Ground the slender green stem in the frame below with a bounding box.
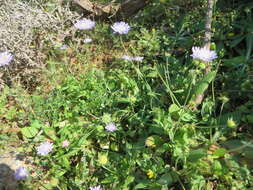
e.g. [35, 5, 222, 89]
[157, 66, 181, 106]
[184, 79, 193, 106]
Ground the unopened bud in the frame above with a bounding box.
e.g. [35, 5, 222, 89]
[227, 118, 237, 128]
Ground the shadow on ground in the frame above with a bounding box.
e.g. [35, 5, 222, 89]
[0, 163, 17, 190]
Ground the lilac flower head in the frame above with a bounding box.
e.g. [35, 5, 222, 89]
[133, 56, 144, 62]
[74, 18, 95, 30]
[105, 122, 117, 132]
[60, 44, 68, 50]
[36, 141, 53, 156]
[83, 38, 93, 43]
[62, 140, 70, 147]
[191, 46, 217, 62]
[90, 185, 102, 190]
[14, 167, 29, 180]
[121, 55, 133, 61]
[111, 21, 131, 34]
[0, 51, 13, 66]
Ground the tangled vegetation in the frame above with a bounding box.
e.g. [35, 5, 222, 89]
[0, 0, 252, 189]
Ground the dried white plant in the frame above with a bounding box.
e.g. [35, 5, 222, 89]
[0, 0, 80, 88]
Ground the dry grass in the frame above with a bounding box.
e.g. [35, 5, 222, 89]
[0, 0, 80, 90]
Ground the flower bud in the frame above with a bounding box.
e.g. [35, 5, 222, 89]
[227, 118, 237, 128]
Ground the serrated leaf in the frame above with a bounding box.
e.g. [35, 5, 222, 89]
[30, 120, 42, 129]
[21, 127, 39, 138]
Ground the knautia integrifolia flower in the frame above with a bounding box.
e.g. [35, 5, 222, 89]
[62, 140, 70, 147]
[111, 21, 131, 34]
[121, 55, 133, 61]
[90, 185, 102, 190]
[83, 38, 93, 43]
[36, 141, 53, 156]
[105, 122, 117, 132]
[133, 56, 144, 62]
[74, 18, 95, 30]
[60, 44, 68, 50]
[121, 55, 144, 62]
[14, 167, 29, 180]
[191, 46, 217, 62]
[0, 51, 13, 66]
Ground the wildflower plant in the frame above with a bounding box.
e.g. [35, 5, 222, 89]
[62, 140, 70, 147]
[36, 141, 53, 156]
[89, 185, 102, 190]
[83, 38, 93, 43]
[2, 1, 253, 189]
[111, 21, 131, 34]
[105, 122, 117, 132]
[14, 167, 29, 180]
[121, 55, 144, 61]
[0, 51, 13, 66]
[74, 18, 95, 30]
[191, 46, 217, 62]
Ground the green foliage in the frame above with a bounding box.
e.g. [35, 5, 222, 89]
[0, 0, 252, 189]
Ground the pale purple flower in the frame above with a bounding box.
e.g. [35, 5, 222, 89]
[90, 185, 102, 190]
[14, 167, 28, 180]
[191, 46, 217, 62]
[83, 38, 93, 43]
[62, 140, 70, 147]
[133, 56, 144, 61]
[111, 21, 131, 34]
[0, 51, 13, 66]
[60, 44, 68, 50]
[74, 18, 95, 30]
[36, 141, 53, 156]
[121, 55, 133, 61]
[105, 122, 117, 132]
[121, 55, 143, 62]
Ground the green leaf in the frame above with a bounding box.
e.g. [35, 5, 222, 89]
[157, 173, 174, 186]
[101, 176, 117, 184]
[246, 33, 253, 60]
[230, 35, 245, 48]
[134, 182, 148, 189]
[169, 104, 180, 114]
[190, 71, 216, 103]
[44, 127, 57, 140]
[223, 56, 246, 67]
[188, 149, 206, 162]
[169, 104, 181, 120]
[123, 176, 135, 187]
[21, 127, 39, 138]
[193, 71, 216, 96]
[30, 120, 42, 129]
[213, 160, 223, 176]
[212, 148, 228, 158]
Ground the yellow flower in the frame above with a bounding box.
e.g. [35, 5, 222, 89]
[145, 135, 163, 148]
[146, 169, 155, 179]
[98, 153, 108, 165]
